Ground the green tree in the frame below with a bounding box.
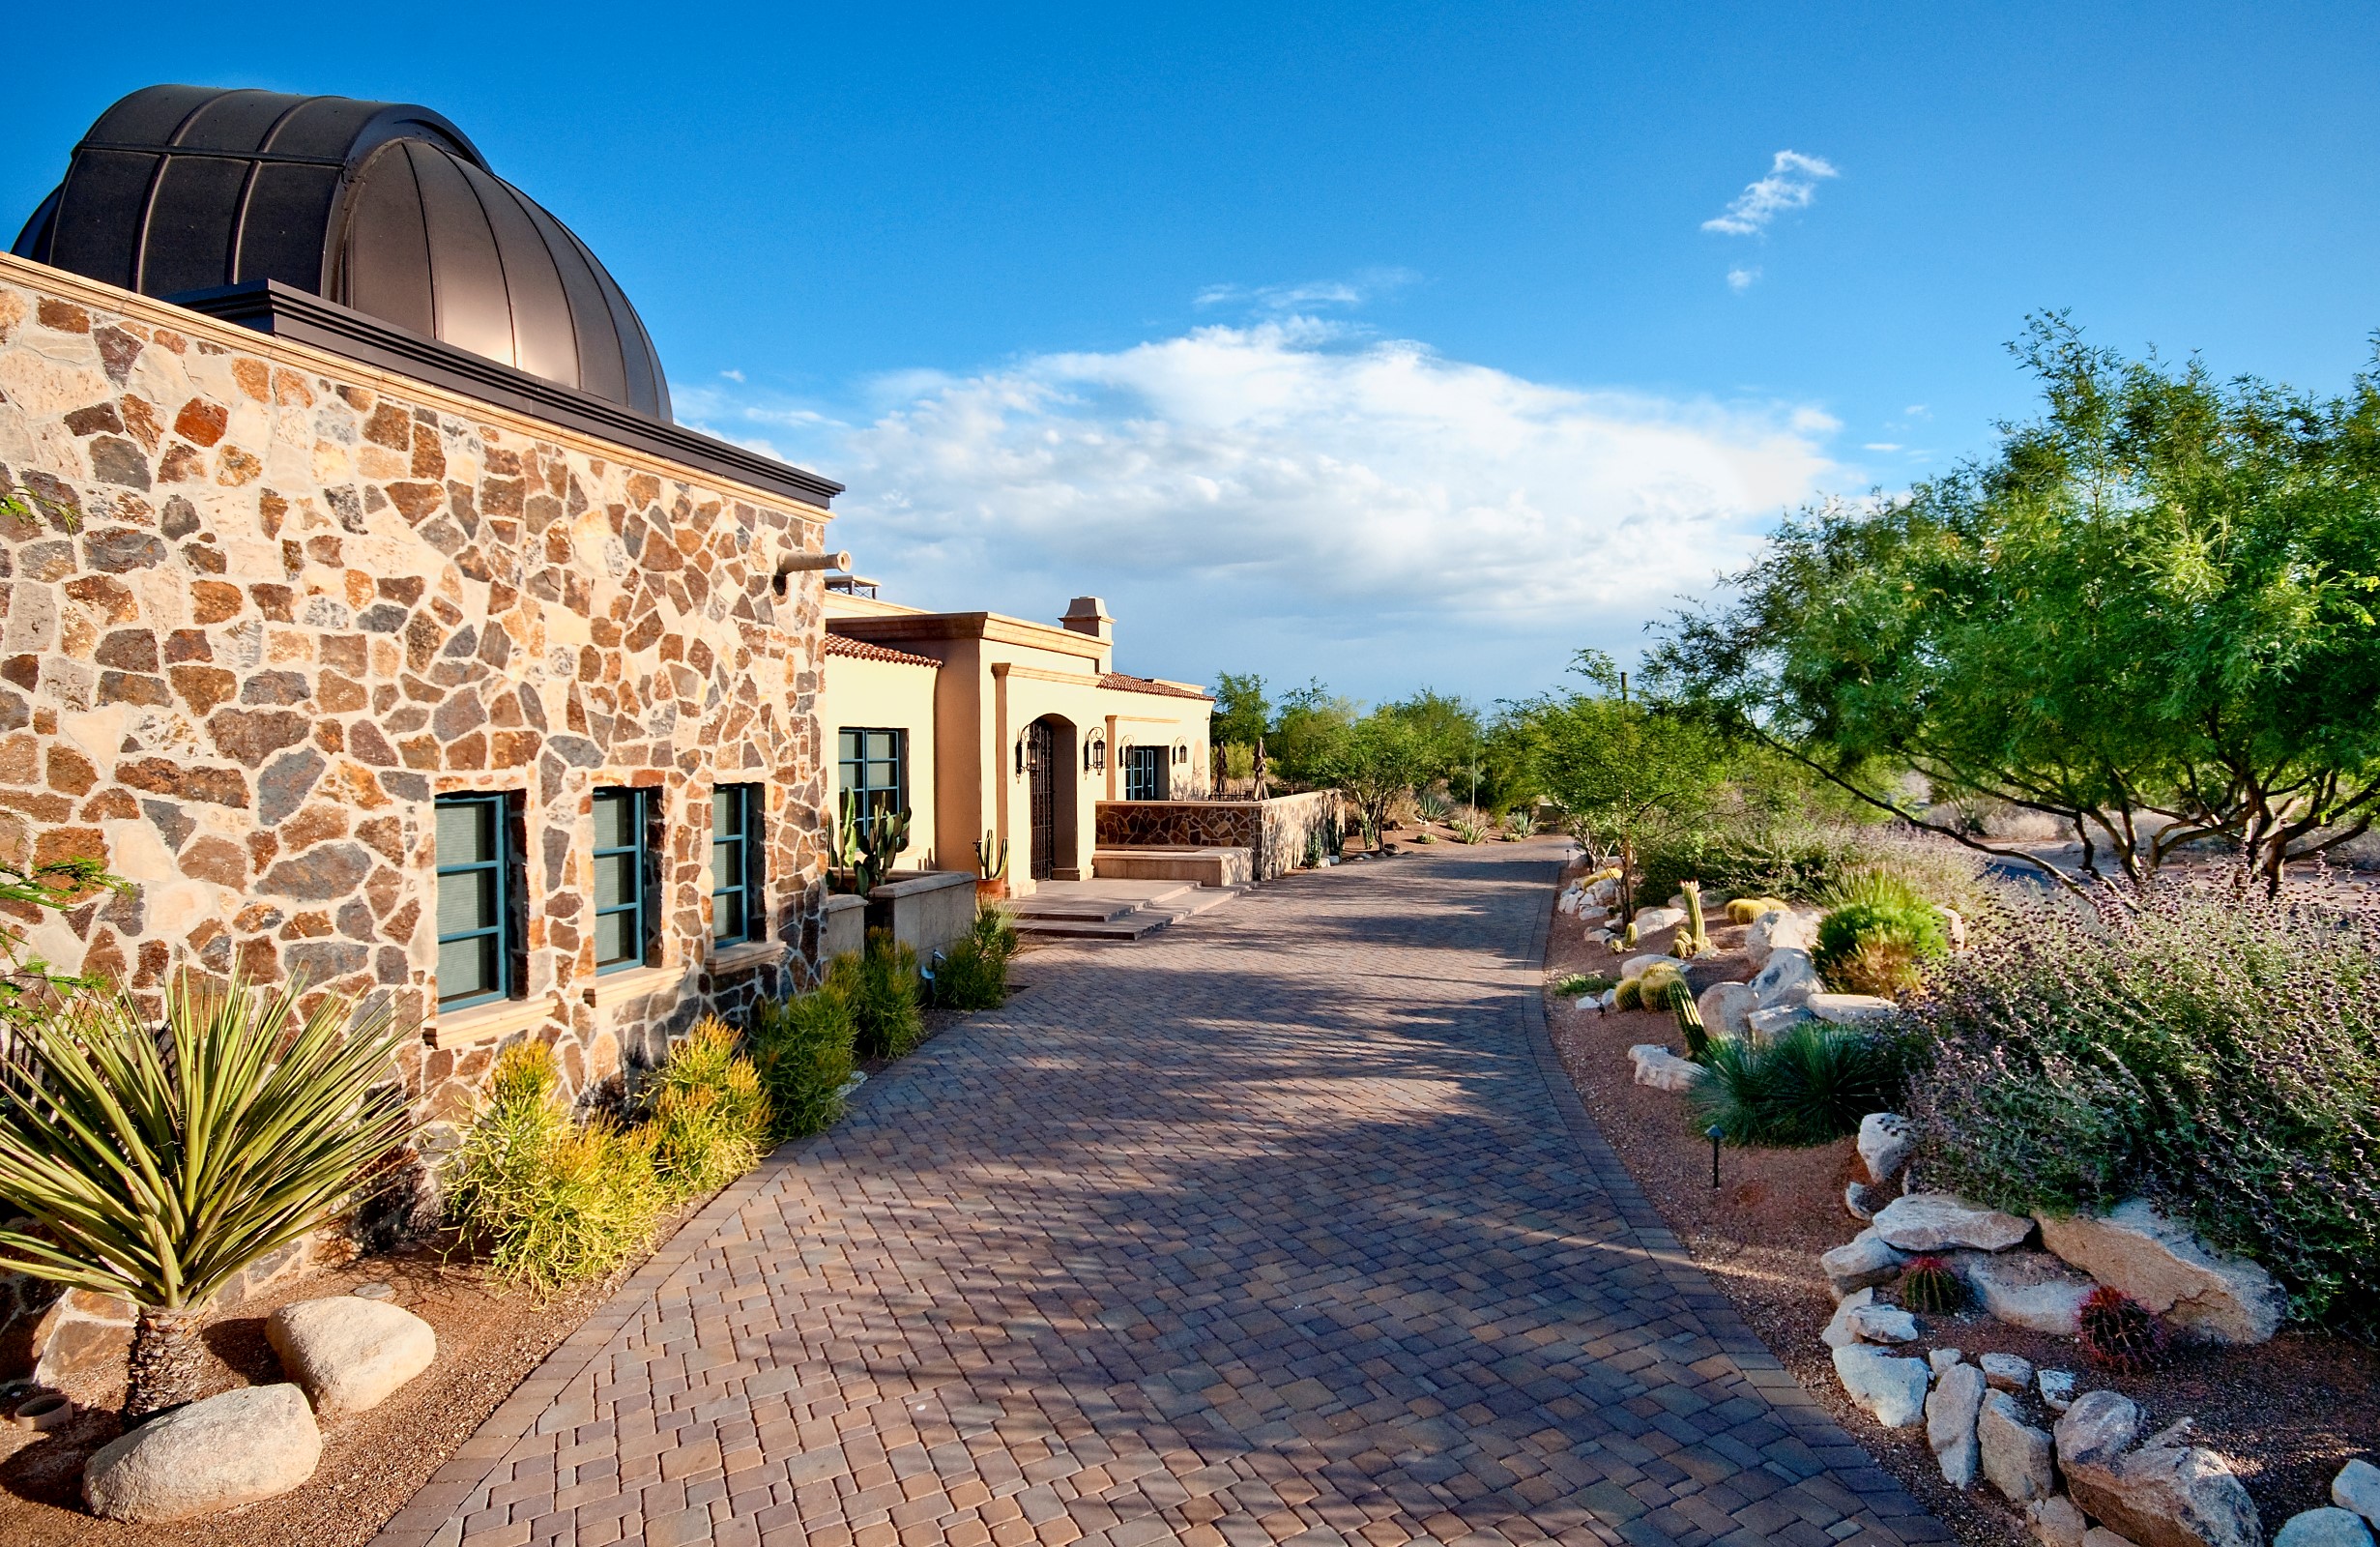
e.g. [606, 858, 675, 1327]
[1656, 314, 2380, 891]
[1268, 679, 1359, 788]
[1325, 714, 1434, 845]
[1210, 671, 1270, 749]
[1377, 689, 1487, 799]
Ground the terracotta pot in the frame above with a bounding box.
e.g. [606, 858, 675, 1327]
[975, 877, 1008, 902]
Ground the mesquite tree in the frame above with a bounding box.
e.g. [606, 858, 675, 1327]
[1654, 314, 2380, 892]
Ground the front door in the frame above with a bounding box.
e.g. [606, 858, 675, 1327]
[1027, 719, 1057, 880]
[1124, 744, 1168, 802]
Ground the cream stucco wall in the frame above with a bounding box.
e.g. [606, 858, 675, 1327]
[816, 649, 941, 871]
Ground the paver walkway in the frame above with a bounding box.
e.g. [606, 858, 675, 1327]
[379, 843, 1943, 1547]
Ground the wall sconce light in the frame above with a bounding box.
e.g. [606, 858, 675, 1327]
[1014, 739, 1026, 776]
[1085, 737, 1106, 773]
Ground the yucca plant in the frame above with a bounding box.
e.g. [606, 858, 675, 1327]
[0, 973, 415, 1419]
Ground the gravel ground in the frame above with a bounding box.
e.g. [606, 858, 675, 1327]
[1538, 859, 2380, 1547]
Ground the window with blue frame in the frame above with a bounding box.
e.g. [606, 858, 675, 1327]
[593, 787, 653, 973]
[1123, 744, 1167, 802]
[436, 794, 515, 1008]
[837, 728, 908, 840]
[711, 783, 764, 945]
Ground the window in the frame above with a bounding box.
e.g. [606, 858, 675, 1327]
[436, 794, 515, 1009]
[711, 783, 764, 945]
[593, 787, 654, 974]
[1124, 744, 1168, 802]
[837, 727, 908, 832]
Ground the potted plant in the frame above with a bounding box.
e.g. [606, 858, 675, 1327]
[974, 830, 1009, 901]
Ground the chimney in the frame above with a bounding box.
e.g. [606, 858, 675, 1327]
[1060, 597, 1114, 643]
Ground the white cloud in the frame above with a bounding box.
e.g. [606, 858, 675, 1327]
[1703, 151, 1840, 237]
[719, 367, 745, 383]
[1193, 268, 1418, 315]
[683, 321, 1841, 698]
[1727, 265, 1761, 292]
[1862, 442, 1902, 452]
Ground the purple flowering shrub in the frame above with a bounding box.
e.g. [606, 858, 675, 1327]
[1902, 878, 2380, 1338]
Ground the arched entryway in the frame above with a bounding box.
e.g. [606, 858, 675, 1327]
[1025, 715, 1078, 881]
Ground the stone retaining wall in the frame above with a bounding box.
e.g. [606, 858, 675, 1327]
[1095, 791, 1340, 881]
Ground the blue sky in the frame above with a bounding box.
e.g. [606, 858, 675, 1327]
[8, 4, 2379, 705]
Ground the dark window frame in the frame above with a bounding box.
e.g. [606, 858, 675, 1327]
[435, 791, 522, 1010]
[593, 785, 657, 975]
[710, 782, 765, 946]
[837, 727, 909, 841]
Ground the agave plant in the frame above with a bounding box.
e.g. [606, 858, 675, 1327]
[0, 974, 415, 1418]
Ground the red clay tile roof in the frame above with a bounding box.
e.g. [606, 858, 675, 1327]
[825, 633, 941, 669]
[1099, 672, 1212, 701]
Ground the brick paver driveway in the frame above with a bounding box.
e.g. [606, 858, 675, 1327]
[380, 843, 1942, 1547]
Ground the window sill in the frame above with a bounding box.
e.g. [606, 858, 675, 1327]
[588, 963, 685, 1011]
[425, 994, 558, 1051]
[708, 939, 786, 976]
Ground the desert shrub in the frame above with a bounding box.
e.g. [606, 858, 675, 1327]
[1448, 814, 1489, 844]
[1814, 897, 1949, 994]
[1639, 808, 1991, 919]
[643, 1015, 771, 1202]
[841, 929, 924, 1059]
[1905, 880, 2380, 1337]
[1553, 972, 1612, 997]
[446, 1040, 665, 1292]
[748, 980, 858, 1141]
[937, 903, 1018, 1011]
[1690, 1022, 1905, 1147]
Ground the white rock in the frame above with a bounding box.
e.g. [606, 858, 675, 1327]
[1750, 948, 1823, 1008]
[1823, 1289, 1875, 1349]
[1982, 1352, 2036, 1391]
[2038, 1369, 2077, 1414]
[1745, 908, 1820, 970]
[1844, 1182, 1877, 1221]
[1620, 952, 1680, 979]
[1632, 906, 1687, 936]
[1598, 988, 1618, 1009]
[1873, 1192, 2034, 1253]
[2336, 1460, 2380, 1527]
[1929, 1361, 1986, 1489]
[1981, 1390, 2058, 1503]
[1961, 1248, 2099, 1333]
[1628, 1044, 1706, 1093]
[1858, 1112, 1915, 1184]
[1849, 1304, 1920, 1344]
[2081, 1440, 2263, 1547]
[1572, 996, 1599, 1011]
[1698, 980, 1757, 1038]
[1809, 992, 1899, 1026]
[1833, 1343, 1931, 1429]
[2030, 1495, 2090, 1547]
[1929, 1347, 1964, 1376]
[82, 1384, 321, 1522]
[1821, 1230, 1909, 1297]
[2276, 1510, 2374, 1547]
[2083, 1532, 2141, 1547]
[268, 1295, 437, 1415]
[1748, 1005, 1814, 1036]
[2037, 1199, 2289, 1345]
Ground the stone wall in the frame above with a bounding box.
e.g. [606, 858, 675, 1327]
[0, 256, 836, 1136]
[1095, 791, 1340, 881]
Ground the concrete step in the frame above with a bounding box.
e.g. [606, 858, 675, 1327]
[1009, 884, 1198, 921]
[1014, 913, 1173, 941]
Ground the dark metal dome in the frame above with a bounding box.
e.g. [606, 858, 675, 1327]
[15, 85, 671, 421]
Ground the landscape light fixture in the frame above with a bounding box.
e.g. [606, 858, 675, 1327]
[1706, 1124, 1725, 1189]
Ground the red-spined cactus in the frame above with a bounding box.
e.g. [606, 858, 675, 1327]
[2076, 1286, 2168, 1373]
[1900, 1255, 1965, 1315]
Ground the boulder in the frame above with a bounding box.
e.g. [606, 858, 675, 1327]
[1833, 1343, 1931, 1429]
[267, 1295, 436, 1415]
[1930, 1347, 1965, 1377]
[1874, 1192, 2034, 1253]
[1960, 1248, 2098, 1333]
[1981, 1390, 2058, 1503]
[2037, 1200, 2288, 1345]
[1745, 908, 1820, 970]
[1849, 1304, 1920, 1344]
[82, 1384, 321, 1522]
[1982, 1352, 2037, 1391]
[1621, 952, 1679, 979]
[2055, 1389, 2141, 1474]
[2038, 1369, 2077, 1414]
[1859, 1112, 1915, 1184]
[1935, 905, 1969, 949]
[1823, 1289, 1875, 1349]
[1628, 1044, 1705, 1093]
[1748, 1005, 1814, 1036]
[2030, 1495, 2090, 1547]
[1845, 1182, 1878, 1221]
[1632, 906, 1688, 937]
[1930, 1360, 1986, 1488]
[1810, 992, 1899, 1026]
[1822, 1230, 1910, 1297]
[1698, 980, 1756, 1038]
[2086, 1532, 2143, 1547]
[2080, 1443, 2264, 1547]
[2275, 1511, 2373, 1547]
[1750, 948, 1823, 1008]
[2335, 1460, 2380, 1527]
[29, 1288, 135, 1389]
